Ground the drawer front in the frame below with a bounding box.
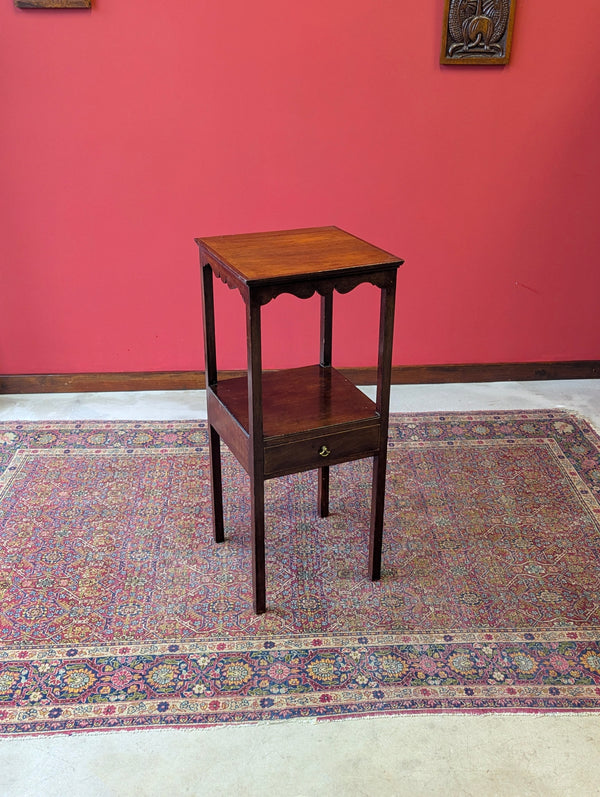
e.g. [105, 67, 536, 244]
[264, 424, 380, 479]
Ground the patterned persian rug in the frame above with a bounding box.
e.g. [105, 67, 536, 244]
[1, 410, 600, 736]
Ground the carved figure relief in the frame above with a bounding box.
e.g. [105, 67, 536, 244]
[441, 0, 516, 65]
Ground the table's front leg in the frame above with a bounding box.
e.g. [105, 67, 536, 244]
[369, 273, 397, 580]
[318, 291, 333, 517]
[247, 294, 266, 614]
[208, 425, 224, 543]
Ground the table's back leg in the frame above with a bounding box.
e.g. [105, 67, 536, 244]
[201, 262, 225, 543]
[368, 275, 397, 580]
[247, 295, 266, 614]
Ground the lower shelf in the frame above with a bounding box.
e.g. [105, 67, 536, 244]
[208, 364, 382, 478]
[212, 364, 378, 439]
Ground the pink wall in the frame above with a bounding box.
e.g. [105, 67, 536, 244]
[1, 0, 599, 374]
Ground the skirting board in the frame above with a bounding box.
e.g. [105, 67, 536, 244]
[1, 361, 599, 394]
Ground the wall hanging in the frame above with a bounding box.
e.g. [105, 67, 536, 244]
[441, 0, 516, 65]
[15, 0, 90, 7]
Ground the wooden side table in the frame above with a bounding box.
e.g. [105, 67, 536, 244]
[195, 226, 403, 614]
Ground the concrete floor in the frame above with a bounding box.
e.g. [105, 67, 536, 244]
[1, 380, 600, 797]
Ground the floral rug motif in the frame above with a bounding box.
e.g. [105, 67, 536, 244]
[1, 410, 600, 735]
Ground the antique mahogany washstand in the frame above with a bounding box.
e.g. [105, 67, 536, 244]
[196, 226, 404, 613]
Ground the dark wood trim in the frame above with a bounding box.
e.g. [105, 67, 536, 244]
[1, 361, 599, 394]
[372, 360, 600, 386]
[0, 371, 205, 394]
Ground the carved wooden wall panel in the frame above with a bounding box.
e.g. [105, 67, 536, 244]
[441, 0, 516, 65]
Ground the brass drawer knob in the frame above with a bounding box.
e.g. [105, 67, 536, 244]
[318, 444, 331, 458]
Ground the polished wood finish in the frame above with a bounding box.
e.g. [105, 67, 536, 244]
[2, 361, 599, 395]
[196, 226, 403, 614]
[199, 226, 400, 286]
[212, 366, 378, 439]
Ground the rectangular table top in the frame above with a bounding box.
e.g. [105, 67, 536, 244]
[195, 226, 403, 285]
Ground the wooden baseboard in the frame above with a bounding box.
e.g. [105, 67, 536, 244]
[393, 360, 600, 384]
[1, 361, 599, 394]
[0, 371, 205, 394]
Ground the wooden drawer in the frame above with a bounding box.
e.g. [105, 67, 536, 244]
[264, 422, 380, 479]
